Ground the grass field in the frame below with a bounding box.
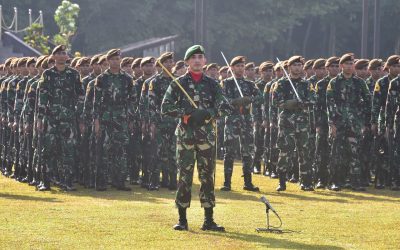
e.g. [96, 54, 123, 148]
[0, 160, 399, 249]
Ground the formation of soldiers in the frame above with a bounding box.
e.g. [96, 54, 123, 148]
[0, 45, 399, 197]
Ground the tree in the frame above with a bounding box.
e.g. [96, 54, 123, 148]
[53, 0, 80, 51]
[23, 23, 50, 54]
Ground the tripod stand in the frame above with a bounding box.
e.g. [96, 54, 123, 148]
[256, 206, 283, 233]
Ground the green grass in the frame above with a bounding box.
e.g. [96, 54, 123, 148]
[0, 160, 399, 249]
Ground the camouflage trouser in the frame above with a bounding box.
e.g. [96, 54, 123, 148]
[253, 123, 265, 165]
[96, 123, 128, 188]
[216, 119, 225, 159]
[360, 130, 373, 183]
[277, 124, 312, 183]
[12, 128, 22, 178]
[393, 125, 400, 184]
[42, 120, 77, 185]
[80, 127, 92, 187]
[263, 125, 270, 166]
[223, 115, 254, 176]
[158, 125, 177, 185]
[329, 125, 362, 184]
[314, 125, 330, 182]
[176, 124, 216, 209]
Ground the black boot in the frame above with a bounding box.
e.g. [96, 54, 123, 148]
[148, 173, 160, 191]
[173, 206, 188, 231]
[63, 175, 77, 192]
[38, 172, 51, 191]
[243, 173, 259, 191]
[221, 160, 233, 191]
[253, 161, 261, 174]
[300, 175, 314, 191]
[201, 207, 225, 231]
[276, 173, 286, 191]
[351, 174, 366, 191]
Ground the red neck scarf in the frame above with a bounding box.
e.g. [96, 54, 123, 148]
[190, 71, 203, 83]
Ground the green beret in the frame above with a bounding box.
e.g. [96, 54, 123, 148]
[339, 53, 355, 64]
[51, 45, 66, 55]
[131, 57, 142, 69]
[106, 49, 121, 59]
[385, 55, 400, 68]
[312, 58, 326, 69]
[159, 52, 174, 64]
[184, 45, 205, 61]
[355, 59, 369, 70]
[245, 62, 255, 70]
[230, 56, 246, 66]
[288, 56, 304, 66]
[368, 59, 383, 70]
[35, 55, 47, 68]
[325, 57, 339, 67]
[140, 57, 155, 67]
[303, 59, 314, 69]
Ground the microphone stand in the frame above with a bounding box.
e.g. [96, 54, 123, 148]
[256, 204, 283, 233]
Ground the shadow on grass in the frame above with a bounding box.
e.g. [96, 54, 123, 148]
[312, 190, 400, 203]
[201, 230, 345, 249]
[265, 191, 348, 203]
[0, 193, 62, 203]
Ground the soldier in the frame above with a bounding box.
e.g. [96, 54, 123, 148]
[244, 62, 256, 82]
[355, 59, 370, 81]
[147, 52, 178, 190]
[76, 57, 92, 79]
[121, 57, 134, 77]
[206, 63, 219, 81]
[1, 58, 17, 177]
[303, 59, 315, 79]
[7, 58, 26, 181]
[13, 57, 34, 182]
[37, 45, 84, 191]
[308, 58, 326, 188]
[93, 49, 135, 191]
[314, 57, 340, 190]
[21, 55, 46, 186]
[366, 59, 384, 93]
[254, 61, 274, 175]
[161, 45, 231, 231]
[219, 66, 230, 81]
[220, 56, 262, 192]
[273, 56, 315, 191]
[371, 55, 400, 189]
[137, 57, 156, 189]
[326, 53, 371, 191]
[127, 57, 143, 186]
[131, 57, 143, 80]
[81, 54, 102, 188]
[172, 60, 186, 77]
[385, 57, 400, 191]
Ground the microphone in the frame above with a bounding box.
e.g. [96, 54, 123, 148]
[260, 196, 277, 214]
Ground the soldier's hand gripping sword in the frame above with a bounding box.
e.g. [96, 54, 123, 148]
[220, 51, 244, 97]
[276, 57, 302, 103]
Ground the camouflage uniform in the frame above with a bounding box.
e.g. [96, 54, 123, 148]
[268, 80, 281, 178]
[326, 73, 371, 188]
[93, 69, 135, 189]
[253, 78, 268, 173]
[314, 75, 332, 185]
[385, 76, 400, 188]
[13, 75, 31, 180]
[148, 73, 178, 189]
[221, 76, 262, 189]
[6, 75, 23, 178]
[161, 72, 232, 208]
[21, 75, 40, 183]
[80, 73, 98, 187]
[273, 77, 315, 186]
[37, 66, 83, 188]
[371, 74, 396, 186]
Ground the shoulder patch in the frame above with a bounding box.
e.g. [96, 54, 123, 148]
[141, 83, 147, 92]
[309, 83, 315, 92]
[149, 81, 154, 91]
[326, 83, 332, 92]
